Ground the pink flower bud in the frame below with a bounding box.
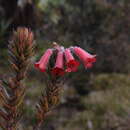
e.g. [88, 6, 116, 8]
[35, 49, 53, 72]
[51, 51, 65, 76]
[16, 27, 34, 49]
[64, 49, 80, 72]
[73, 47, 96, 69]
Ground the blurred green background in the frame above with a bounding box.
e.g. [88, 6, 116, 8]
[0, 0, 130, 130]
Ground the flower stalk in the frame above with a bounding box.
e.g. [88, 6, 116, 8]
[0, 27, 34, 130]
[34, 77, 63, 130]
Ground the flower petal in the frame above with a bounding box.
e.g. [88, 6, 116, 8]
[73, 47, 96, 68]
[64, 49, 80, 72]
[51, 51, 65, 76]
[35, 49, 53, 72]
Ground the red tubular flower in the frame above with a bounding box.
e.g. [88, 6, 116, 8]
[51, 51, 65, 76]
[73, 47, 96, 68]
[34, 49, 53, 72]
[64, 49, 80, 72]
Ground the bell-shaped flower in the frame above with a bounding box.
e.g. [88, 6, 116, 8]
[51, 51, 65, 76]
[35, 49, 53, 72]
[64, 49, 80, 72]
[73, 47, 96, 68]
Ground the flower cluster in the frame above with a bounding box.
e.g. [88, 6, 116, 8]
[35, 43, 96, 76]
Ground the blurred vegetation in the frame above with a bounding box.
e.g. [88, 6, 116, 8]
[22, 73, 130, 130]
[0, 0, 130, 129]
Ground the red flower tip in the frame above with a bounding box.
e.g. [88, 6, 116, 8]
[73, 47, 96, 69]
[86, 56, 96, 63]
[39, 68, 46, 72]
[51, 67, 65, 76]
[66, 60, 80, 72]
[51, 51, 65, 76]
[64, 49, 80, 72]
[34, 63, 39, 68]
[85, 63, 93, 69]
[35, 49, 53, 72]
